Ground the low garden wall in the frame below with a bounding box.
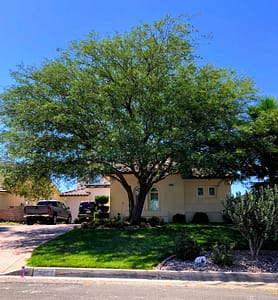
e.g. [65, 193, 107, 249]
[0, 206, 24, 222]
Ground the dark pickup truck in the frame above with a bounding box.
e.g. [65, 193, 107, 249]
[24, 200, 72, 225]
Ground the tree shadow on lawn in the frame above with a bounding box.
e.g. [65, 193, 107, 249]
[28, 227, 176, 269]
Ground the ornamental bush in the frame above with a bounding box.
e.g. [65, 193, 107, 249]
[223, 185, 278, 259]
[172, 213, 186, 223]
[210, 240, 235, 266]
[175, 232, 200, 260]
[95, 195, 109, 205]
[191, 212, 209, 224]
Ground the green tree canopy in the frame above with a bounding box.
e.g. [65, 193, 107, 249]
[0, 16, 255, 223]
[238, 97, 278, 186]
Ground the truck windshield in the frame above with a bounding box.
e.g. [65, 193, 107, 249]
[37, 201, 58, 207]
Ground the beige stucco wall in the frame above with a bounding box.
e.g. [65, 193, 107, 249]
[110, 174, 231, 223]
[0, 192, 26, 209]
[183, 178, 231, 222]
[62, 187, 110, 221]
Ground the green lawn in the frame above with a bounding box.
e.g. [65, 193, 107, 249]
[27, 224, 275, 270]
[27, 224, 243, 269]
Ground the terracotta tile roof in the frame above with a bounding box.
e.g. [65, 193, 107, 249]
[60, 189, 91, 197]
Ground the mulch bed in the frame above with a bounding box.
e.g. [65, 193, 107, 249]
[157, 250, 278, 273]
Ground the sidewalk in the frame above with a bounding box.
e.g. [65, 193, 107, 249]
[0, 250, 31, 274]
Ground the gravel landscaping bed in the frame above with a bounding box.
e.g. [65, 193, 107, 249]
[158, 250, 278, 273]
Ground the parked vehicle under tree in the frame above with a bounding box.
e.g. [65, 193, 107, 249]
[24, 200, 72, 225]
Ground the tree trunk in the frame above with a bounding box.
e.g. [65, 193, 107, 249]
[130, 186, 149, 225]
[249, 238, 264, 259]
[126, 186, 134, 219]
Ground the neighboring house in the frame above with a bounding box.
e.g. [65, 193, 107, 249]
[0, 178, 63, 222]
[0, 186, 26, 209]
[60, 176, 110, 221]
[110, 174, 231, 223]
[0, 185, 26, 222]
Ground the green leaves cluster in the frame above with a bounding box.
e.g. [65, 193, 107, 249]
[0, 16, 256, 223]
[223, 185, 278, 258]
[237, 97, 278, 185]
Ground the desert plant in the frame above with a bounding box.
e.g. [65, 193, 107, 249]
[210, 240, 235, 266]
[175, 232, 200, 260]
[223, 185, 278, 259]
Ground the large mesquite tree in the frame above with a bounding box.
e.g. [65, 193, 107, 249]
[0, 16, 255, 224]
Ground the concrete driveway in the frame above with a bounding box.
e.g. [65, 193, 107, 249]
[0, 224, 76, 274]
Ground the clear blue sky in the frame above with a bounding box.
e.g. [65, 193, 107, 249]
[1, 0, 277, 193]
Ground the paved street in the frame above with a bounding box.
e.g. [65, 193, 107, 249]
[0, 224, 75, 273]
[0, 277, 277, 300]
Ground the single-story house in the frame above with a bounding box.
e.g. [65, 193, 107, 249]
[109, 174, 231, 223]
[0, 186, 26, 209]
[0, 178, 63, 222]
[0, 185, 26, 222]
[60, 176, 110, 222]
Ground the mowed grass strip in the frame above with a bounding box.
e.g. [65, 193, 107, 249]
[27, 224, 248, 269]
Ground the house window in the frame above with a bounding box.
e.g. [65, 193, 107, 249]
[149, 188, 159, 211]
[208, 187, 216, 197]
[197, 187, 204, 197]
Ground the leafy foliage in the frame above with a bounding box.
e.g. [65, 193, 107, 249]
[210, 239, 235, 266]
[0, 16, 255, 223]
[237, 97, 278, 185]
[191, 212, 209, 224]
[172, 213, 186, 223]
[223, 185, 278, 258]
[175, 232, 200, 260]
[95, 195, 109, 205]
[0, 163, 56, 200]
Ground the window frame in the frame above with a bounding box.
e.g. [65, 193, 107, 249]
[148, 187, 159, 211]
[196, 187, 205, 197]
[208, 186, 216, 197]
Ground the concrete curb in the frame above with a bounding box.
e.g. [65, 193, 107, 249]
[3, 267, 278, 284]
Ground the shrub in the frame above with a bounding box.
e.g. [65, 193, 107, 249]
[95, 212, 110, 219]
[147, 216, 161, 227]
[172, 214, 186, 223]
[191, 212, 209, 224]
[95, 195, 109, 205]
[175, 232, 200, 260]
[99, 205, 109, 213]
[210, 240, 235, 266]
[223, 185, 278, 258]
[81, 221, 89, 229]
[140, 217, 147, 223]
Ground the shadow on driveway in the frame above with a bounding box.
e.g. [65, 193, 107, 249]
[0, 224, 76, 273]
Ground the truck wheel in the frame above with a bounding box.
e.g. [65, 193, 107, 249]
[52, 215, 57, 225]
[26, 218, 33, 225]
